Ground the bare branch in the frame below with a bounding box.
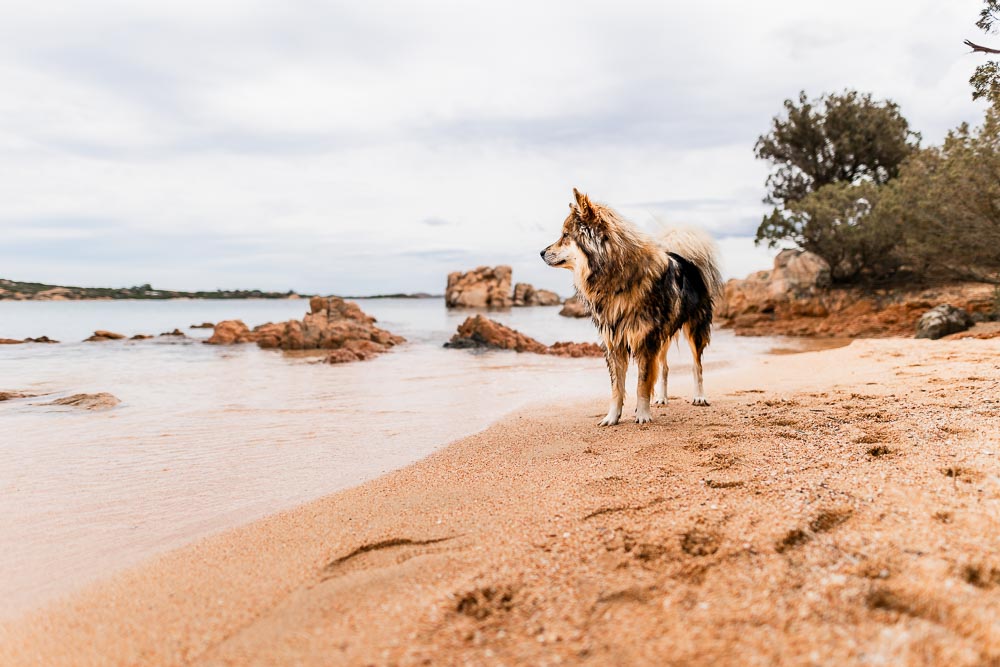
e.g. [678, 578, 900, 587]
[965, 39, 1000, 55]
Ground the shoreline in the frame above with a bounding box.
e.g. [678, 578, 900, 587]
[3, 337, 999, 664]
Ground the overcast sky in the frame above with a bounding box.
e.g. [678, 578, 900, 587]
[0, 0, 991, 295]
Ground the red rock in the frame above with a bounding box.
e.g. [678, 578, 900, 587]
[513, 283, 562, 307]
[445, 266, 513, 309]
[445, 315, 603, 357]
[204, 297, 404, 363]
[190, 322, 215, 329]
[559, 295, 589, 318]
[84, 330, 125, 342]
[0, 338, 23, 344]
[719, 251, 997, 338]
[547, 341, 604, 358]
[159, 329, 186, 337]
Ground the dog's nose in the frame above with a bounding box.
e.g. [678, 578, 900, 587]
[539, 250, 546, 259]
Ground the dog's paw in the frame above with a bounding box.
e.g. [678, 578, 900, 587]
[653, 397, 668, 406]
[635, 411, 653, 424]
[598, 411, 621, 426]
[692, 397, 710, 407]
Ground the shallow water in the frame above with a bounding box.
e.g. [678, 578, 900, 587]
[0, 298, 810, 617]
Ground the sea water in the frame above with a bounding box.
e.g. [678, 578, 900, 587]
[0, 298, 803, 617]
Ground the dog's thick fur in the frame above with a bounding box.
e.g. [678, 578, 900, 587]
[541, 189, 723, 425]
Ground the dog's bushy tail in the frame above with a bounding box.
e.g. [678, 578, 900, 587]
[657, 227, 724, 302]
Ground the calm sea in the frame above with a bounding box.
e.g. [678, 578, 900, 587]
[0, 298, 801, 617]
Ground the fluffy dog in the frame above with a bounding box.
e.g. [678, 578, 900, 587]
[541, 189, 723, 426]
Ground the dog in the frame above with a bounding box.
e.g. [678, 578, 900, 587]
[541, 189, 723, 426]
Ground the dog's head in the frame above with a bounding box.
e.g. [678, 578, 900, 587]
[540, 188, 606, 271]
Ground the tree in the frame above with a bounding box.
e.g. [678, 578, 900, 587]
[754, 91, 919, 210]
[877, 106, 1000, 283]
[759, 181, 900, 282]
[967, 1, 1000, 100]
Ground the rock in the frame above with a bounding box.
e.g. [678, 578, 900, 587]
[0, 390, 36, 401]
[445, 315, 603, 357]
[84, 330, 125, 342]
[24, 336, 58, 343]
[45, 392, 120, 410]
[130, 334, 153, 340]
[915, 304, 974, 340]
[0, 338, 23, 344]
[445, 266, 513, 309]
[445, 315, 548, 353]
[190, 322, 215, 329]
[159, 329, 186, 337]
[204, 297, 405, 363]
[547, 341, 604, 357]
[559, 295, 590, 318]
[205, 320, 254, 345]
[512, 283, 562, 307]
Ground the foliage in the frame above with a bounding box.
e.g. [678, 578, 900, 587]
[754, 90, 918, 209]
[877, 106, 1000, 283]
[971, 1, 1000, 100]
[759, 181, 900, 282]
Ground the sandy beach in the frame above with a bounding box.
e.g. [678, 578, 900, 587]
[2, 337, 998, 666]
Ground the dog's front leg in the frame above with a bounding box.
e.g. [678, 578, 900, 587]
[635, 351, 659, 424]
[599, 345, 628, 426]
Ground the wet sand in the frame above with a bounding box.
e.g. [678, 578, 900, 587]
[2, 338, 999, 666]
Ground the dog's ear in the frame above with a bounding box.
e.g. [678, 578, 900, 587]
[573, 188, 596, 221]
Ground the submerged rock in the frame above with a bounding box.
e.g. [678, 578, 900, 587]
[130, 334, 153, 340]
[547, 341, 604, 357]
[24, 336, 58, 343]
[159, 329, 186, 337]
[915, 304, 974, 340]
[205, 297, 405, 363]
[190, 322, 215, 329]
[0, 338, 22, 344]
[445, 266, 513, 309]
[45, 393, 120, 410]
[84, 330, 125, 342]
[445, 315, 603, 358]
[0, 390, 37, 401]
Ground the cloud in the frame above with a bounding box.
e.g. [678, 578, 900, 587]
[0, 0, 989, 294]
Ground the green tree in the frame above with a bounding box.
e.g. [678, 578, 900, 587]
[761, 181, 900, 282]
[966, 1, 1000, 100]
[877, 106, 1000, 283]
[754, 90, 918, 210]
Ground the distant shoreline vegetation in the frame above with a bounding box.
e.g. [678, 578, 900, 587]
[0, 279, 440, 301]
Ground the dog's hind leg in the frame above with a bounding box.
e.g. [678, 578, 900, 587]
[599, 345, 628, 426]
[634, 350, 659, 424]
[653, 340, 670, 405]
[684, 322, 710, 406]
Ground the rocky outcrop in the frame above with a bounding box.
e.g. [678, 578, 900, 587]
[719, 250, 996, 337]
[3, 336, 59, 344]
[45, 393, 120, 410]
[159, 329, 186, 337]
[559, 295, 589, 318]
[190, 322, 215, 329]
[0, 390, 37, 401]
[512, 283, 561, 307]
[205, 296, 405, 363]
[130, 334, 152, 340]
[547, 341, 604, 357]
[445, 266, 513, 309]
[445, 315, 603, 357]
[915, 304, 974, 340]
[84, 330, 125, 342]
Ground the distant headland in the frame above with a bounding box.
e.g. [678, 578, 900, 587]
[0, 278, 439, 301]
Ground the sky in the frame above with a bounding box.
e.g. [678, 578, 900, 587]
[0, 0, 992, 296]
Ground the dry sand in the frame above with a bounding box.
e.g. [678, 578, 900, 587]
[2, 338, 999, 666]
